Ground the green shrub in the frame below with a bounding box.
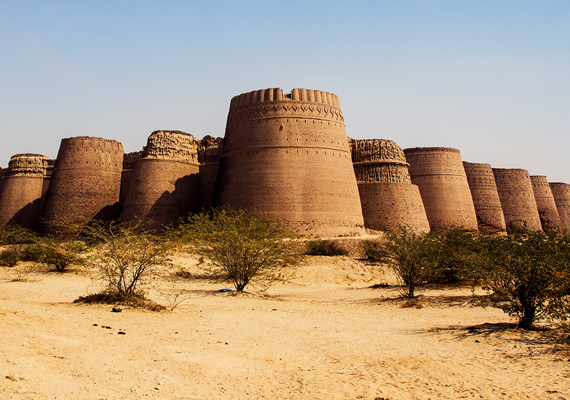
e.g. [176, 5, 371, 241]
[478, 231, 570, 329]
[364, 227, 438, 298]
[0, 248, 22, 268]
[305, 239, 348, 256]
[180, 208, 301, 292]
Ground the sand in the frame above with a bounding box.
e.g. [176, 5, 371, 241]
[1, 255, 568, 400]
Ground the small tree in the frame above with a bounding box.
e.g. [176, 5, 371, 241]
[478, 231, 570, 329]
[181, 208, 300, 292]
[429, 228, 483, 283]
[363, 227, 438, 298]
[83, 221, 173, 298]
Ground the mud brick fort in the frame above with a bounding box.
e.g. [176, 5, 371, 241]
[1, 87, 569, 236]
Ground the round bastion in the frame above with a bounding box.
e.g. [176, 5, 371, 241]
[122, 130, 201, 229]
[0, 153, 48, 228]
[351, 139, 429, 233]
[213, 88, 365, 236]
[530, 175, 562, 233]
[404, 147, 478, 231]
[462, 162, 506, 232]
[41, 136, 124, 234]
[492, 168, 542, 231]
[550, 182, 570, 233]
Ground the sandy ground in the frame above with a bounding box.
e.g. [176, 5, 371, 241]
[1, 254, 569, 400]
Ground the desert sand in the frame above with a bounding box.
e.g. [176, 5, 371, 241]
[1, 254, 568, 400]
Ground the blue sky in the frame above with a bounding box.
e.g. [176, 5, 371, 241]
[1, 1, 569, 182]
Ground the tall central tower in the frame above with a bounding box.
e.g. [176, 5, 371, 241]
[213, 88, 365, 236]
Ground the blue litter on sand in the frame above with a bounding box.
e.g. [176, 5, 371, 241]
[219, 288, 233, 292]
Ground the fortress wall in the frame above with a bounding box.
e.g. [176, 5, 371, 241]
[351, 139, 429, 233]
[120, 151, 143, 208]
[198, 135, 224, 210]
[41, 136, 124, 233]
[530, 175, 562, 232]
[122, 131, 200, 229]
[214, 88, 365, 237]
[463, 162, 506, 232]
[550, 183, 570, 233]
[492, 168, 542, 231]
[404, 147, 478, 231]
[0, 154, 47, 228]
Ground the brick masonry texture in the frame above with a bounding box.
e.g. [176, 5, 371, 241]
[213, 88, 365, 237]
[41, 136, 124, 234]
[492, 168, 542, 231]
[404, 147, 478, 231]
[550, 182, 570, 233]
[463, 162, 506, 232]
[531, 175, 562, 232]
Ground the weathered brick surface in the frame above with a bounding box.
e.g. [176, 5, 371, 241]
[404, 147, 478, 231]
[41, 136, 124, 233]
[531, 175, 562, 232]
[0, 154, 48, 228]
[550, 182, 570, 233]
[463, 162, 506, 232]
[492, 168, 542, 231]
[351, 139, 429, 233]
[213, 88, 365, 237]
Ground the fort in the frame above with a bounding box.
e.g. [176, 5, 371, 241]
[0, 87, 568, 236]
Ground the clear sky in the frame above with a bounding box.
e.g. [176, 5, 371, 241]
[1, 1, 569, 182]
